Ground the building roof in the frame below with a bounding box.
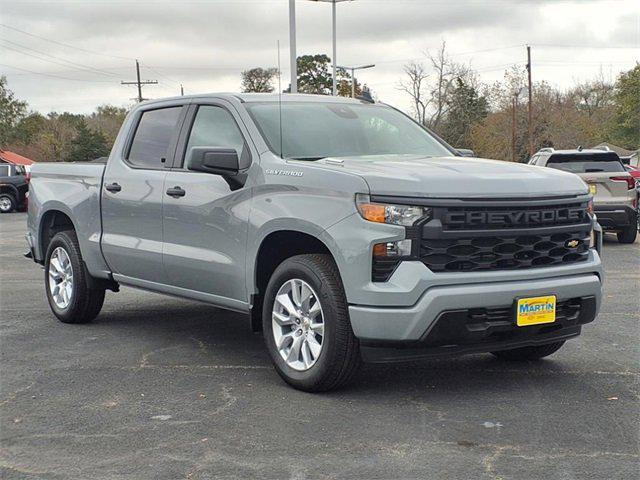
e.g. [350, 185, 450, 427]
[592, 143, 638, 157]
[0, 150, 35, 166]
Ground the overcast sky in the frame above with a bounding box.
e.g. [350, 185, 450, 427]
[0, 0, 638, 114]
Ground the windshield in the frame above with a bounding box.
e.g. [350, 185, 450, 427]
[246, 102, 453, 159]
[547, 153, 625, 173]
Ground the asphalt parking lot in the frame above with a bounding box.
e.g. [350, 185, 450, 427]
[0, 212, 638, 480]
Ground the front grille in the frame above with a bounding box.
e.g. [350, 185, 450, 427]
[420, 230, 590, 272]
[442, 201, 589, 230]
[419, 198, 592, 274]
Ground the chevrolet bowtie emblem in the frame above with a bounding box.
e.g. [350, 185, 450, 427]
[565, 239, 580, 248]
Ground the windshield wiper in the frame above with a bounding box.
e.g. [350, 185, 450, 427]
[290, 156, 326, 161]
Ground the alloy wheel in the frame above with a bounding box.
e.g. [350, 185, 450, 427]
[48, 247, 74, 309]
[272, 278, 325, 371]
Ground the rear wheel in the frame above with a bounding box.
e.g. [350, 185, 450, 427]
[262, 254, 361, 392]
[491, 341, 565, 361]
[44, 230, 105, 323]
[617, 222, 637, 244]
[0, 193, 16, 213]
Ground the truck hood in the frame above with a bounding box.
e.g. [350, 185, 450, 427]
[314, 155, 588, 198]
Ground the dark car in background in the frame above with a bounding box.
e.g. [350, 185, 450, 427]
[0, 163, 29, 213]
[529, 148, 637, 243]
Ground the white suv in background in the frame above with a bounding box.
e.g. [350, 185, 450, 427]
[530, 148, 637, 244]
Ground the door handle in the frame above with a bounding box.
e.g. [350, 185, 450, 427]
[105, 182, 121, 193]
[166, 186, 186, 198]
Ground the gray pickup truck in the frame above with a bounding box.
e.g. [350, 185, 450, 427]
[27, 94, 604, 391]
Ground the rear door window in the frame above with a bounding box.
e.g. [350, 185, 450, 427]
[127, 107, 183, 169]
[0, 165, 9, 176]
[546, 153, 625, 173]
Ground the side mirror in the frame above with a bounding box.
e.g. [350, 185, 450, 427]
[186, 147, 240, 175]
[456, 148, 476, 157]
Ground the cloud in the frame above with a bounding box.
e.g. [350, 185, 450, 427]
[0, 0, 637, 113]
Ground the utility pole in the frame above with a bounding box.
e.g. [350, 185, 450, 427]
[526, 45, 533, 156]
[180, 84, 184, 96]
[289, 0, 297, 93]
[121, 59, 158, 103]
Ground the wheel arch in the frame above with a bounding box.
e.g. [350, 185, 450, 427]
[0, 183, 19, 198]
[250, 229, 338, 332]
[38, 208, 77, 263]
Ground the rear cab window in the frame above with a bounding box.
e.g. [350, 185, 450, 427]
[546, 153, 625, 173]
[127, 107, 183, 169]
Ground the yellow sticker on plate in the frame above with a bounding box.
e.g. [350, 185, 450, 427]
[588, 184, 597, 195]
[516, 295, 556, 326]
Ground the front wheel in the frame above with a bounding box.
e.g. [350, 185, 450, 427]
[44, 230, 105, 323]
[491, 341, 565, 361]
[262, 254, 361, 392]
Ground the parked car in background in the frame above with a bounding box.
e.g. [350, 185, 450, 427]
[0, 163, 29, 213]
[529, 148, 637, 244]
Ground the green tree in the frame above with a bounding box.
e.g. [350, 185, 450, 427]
[610, 64, 640, 148]
[241, 67, 279, 93]
[292, 54, 358, 97]
[0, 76, 28, 146]
[67, 120, 109, 162]
[438, 77, 488, 147]
[86, 105, 128, 147]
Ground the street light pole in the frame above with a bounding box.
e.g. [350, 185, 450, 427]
[309, 1, 351, 96]
[336, 64, 375, 97]
[332, 1, 337, 96]
[289, 0, 297, 93]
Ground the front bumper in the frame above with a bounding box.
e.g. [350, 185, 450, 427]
[349, 271, 602, 343]
[594, 205, 636, 229]
[359, 296, 597, 363]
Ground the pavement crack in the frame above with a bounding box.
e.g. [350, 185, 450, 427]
[0, 382, 35, 407]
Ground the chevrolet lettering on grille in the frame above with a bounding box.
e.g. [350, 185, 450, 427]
[444, 207, 585, 227]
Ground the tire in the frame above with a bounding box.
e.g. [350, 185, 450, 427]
[617, 222, 637, 244]
[44, 230, 105, 324]
[491, 341, 565, 361]
[262, 254, 361, 392]
[0, 193, 16, 213]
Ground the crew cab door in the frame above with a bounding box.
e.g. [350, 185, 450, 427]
[101, 104, 186, 283]
[162, 101, 254, 309]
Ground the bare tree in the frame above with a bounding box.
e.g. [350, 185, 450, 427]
[427, 42, 470, 130]
[397, 61, 429, 125]
[398, 42, 470, 130]
[569, 73, 614, 117]
[241, 67, 279, 93]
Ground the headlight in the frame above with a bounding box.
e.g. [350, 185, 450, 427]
[356, 193, 431, 226]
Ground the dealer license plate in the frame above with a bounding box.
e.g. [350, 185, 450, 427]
[516, 295, 556, 327]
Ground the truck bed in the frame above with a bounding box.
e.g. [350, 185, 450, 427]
[27, 161, 109, 277]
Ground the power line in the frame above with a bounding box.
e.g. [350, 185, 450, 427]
[0, 42, 128, 80]
[0, 23, 133, 60]
[0, 38, 122, 77]
[140, 61, 181, 85]
[0, 62, 114, 83]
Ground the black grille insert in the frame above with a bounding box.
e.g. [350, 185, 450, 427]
[421, 230, 590, 272]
